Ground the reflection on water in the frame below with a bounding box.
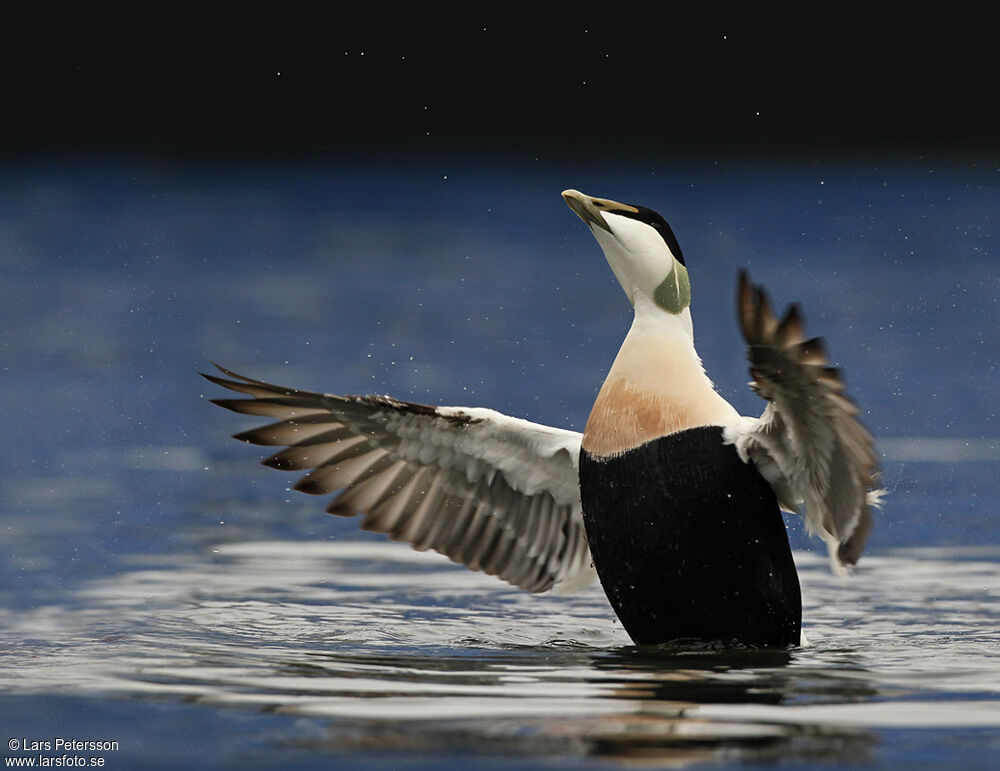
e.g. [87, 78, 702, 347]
[4, 540, 999, 765]
[4, 158, 1000, 766]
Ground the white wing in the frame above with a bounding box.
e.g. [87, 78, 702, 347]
[724, 272, 883, 568]
[205, 364, 594, 593]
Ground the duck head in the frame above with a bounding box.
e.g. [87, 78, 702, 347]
[562, 189, 690, 315]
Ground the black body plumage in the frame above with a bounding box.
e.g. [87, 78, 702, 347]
[579, 426, 802, 648]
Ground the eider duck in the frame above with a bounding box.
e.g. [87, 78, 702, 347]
[205, 189, 882, 648]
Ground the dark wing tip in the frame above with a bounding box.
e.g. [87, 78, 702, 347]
[738, 272, 810, 352]
[261, 450, 295, 470]
[201, 369, 250, 393]
[737, 269, 755, 341]
[210, 361, 249, 381]
[795, 337, 829, 366]
[210, 397, 255, 415]
[775, 303, 805, 348]
[201, 372, 238, 390]
[837, 506, 874, 565]
[325, 499, 358, 517]
[232, 427, 265, 444]
[293, 477, 328, 496]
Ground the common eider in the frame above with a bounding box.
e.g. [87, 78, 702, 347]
[205, 190, 883, 648]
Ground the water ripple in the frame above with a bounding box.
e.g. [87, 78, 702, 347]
[3, 541, 1000, 764]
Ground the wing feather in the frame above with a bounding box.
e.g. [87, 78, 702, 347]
[205, 364, 594, 592]
[233, 414, 346, 446]
[726, 271, 884, 569]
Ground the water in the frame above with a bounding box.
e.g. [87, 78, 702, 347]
[2, 155, 999, 768]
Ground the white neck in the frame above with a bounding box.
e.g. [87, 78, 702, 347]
[582, 293, 739, 457]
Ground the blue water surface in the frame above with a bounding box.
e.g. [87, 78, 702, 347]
[1, 154, 998, 768]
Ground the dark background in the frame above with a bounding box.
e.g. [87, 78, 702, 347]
[3, 3, 997, 158]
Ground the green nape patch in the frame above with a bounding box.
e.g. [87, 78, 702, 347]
[653, 263, 691, 313]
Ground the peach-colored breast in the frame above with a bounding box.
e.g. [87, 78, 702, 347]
[582, 378, 723, 458]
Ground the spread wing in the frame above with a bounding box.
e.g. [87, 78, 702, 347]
[203, 364, 594, 593]
[724, 271, 883, 569]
